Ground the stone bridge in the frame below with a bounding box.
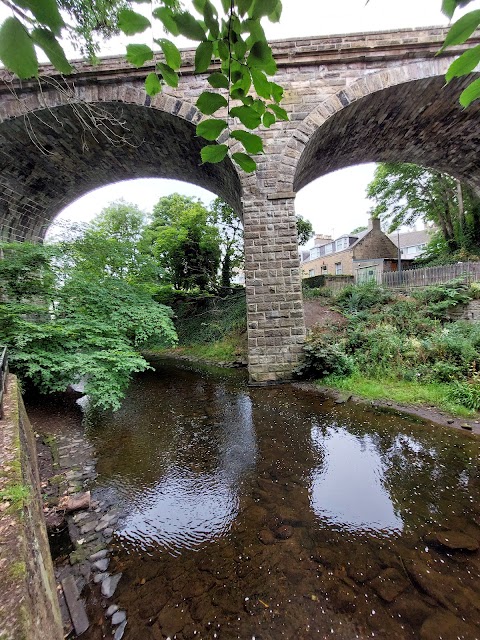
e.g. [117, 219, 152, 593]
[1, 26, 479, 382]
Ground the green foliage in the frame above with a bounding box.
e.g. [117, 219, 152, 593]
[441, 0, 480, 106]
[367, 163, 480, 259]
[296, 215, 314, 246]
[0, 206, 178, 411]
[209, 198, 244, 289]
[302, 278, 480, 413]
[335, 281, 392, 313]
[411, 279, 472, 318]
[295, 330, 354, 379]
[0, 483, 30, 510]
[168, 292, 247, 346]
[448, 379, 480, 410]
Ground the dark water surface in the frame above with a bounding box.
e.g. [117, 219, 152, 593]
[47, 361, 480, 638]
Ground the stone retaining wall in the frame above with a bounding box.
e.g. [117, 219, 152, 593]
[0, 376, 63, 640]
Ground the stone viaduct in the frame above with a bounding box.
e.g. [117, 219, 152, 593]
[1, 26, 479, 383]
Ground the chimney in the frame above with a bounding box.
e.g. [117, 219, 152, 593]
[368, 217, 381, 231]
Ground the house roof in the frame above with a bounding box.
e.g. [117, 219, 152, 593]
[388, 228, 431, 248]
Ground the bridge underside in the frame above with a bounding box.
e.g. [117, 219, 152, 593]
[294, 75, 480, 192]
[0, 103, 242, 241]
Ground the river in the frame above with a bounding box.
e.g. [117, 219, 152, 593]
[27, 359, 480, 639]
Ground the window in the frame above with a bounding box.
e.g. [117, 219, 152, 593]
[335, 262, 342, 275]
[322, 265, 328, 272]
[324, 243, 333, 255]
[406, 246, 417, 255]
[335, 237, 348, 251]
[309, 269, 315, 277]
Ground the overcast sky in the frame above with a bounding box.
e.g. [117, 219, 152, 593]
[5, 0, 468, 241]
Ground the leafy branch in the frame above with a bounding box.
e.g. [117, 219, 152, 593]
[0, 0, 287, 172]
[441, 0, 480, 106]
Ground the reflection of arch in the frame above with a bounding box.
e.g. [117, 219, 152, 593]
[280, 60, 480, 193]
[0, 84, 242, 241]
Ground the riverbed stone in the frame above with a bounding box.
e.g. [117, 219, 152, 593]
[113, 620, 127, 640]
[111, 610, 126, 625]
[420, 612, 479, 640]
[89, 549, 108, 562]
[275, 525, 294, 540]
[258, 529, 276, 545]
[429, 530, 479, 552]
[93, 558, 109, 572]
[369, 568, 409, 602]
[102, 573, 122, 598]
[106, 604, 119, 617]
[93, 572, 108, 584]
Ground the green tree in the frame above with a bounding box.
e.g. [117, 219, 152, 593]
[0, 228, 177, 410]
[65, 200, 160, 288]
[146, 195, 221, 291]
[296, 214, 314, 246]
[210, 198, 244, 288]
[367, 162, 480, 259]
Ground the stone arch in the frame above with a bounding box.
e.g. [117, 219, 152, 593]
[275, 58, 480, 194]
[0, 81, 243, 241]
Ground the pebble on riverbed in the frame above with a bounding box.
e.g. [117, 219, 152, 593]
[102, 573, 123, 598]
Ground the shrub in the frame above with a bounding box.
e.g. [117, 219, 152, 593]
[302, 286, 332, 300]
[295, 332, 354, 379]
[412, 279, 472, 318]
[447, 380, 480, 411]
[335, 281, 391, 314]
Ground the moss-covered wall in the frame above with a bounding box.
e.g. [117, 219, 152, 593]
[0, 376, 63, 640]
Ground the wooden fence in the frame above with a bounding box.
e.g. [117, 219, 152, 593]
[0, 346, 8, 420]
[381, 262, 480, 290]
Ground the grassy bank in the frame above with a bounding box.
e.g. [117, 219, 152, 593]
[320, 374, 475, 418]
[302, 279, 480, 418]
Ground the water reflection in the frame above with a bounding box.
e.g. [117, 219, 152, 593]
[310, 425, 403, 535]
[91, 371, 257, 554]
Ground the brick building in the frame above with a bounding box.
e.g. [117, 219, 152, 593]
[301, 218, 400, 277]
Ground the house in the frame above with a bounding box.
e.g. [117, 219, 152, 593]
[301, 218, 406, 279]
[388, 228, 431, 260]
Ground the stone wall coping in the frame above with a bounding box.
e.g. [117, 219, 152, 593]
[2, 25, 476, 92]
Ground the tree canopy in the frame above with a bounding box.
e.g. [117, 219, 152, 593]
[0, 201, 178, 411]
[367, 162, 480, 261]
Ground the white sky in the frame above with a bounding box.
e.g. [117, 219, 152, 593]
[1, 0, 473, 240]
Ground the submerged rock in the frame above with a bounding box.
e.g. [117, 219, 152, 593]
[102, 573, 122, 598]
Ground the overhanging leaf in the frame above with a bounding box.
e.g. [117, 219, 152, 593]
[459, 77, 480, 106]
[203, 0, 219, 39]
[232, 152, 257, 172]
[17, 0, 64, 35]
[172, 12, 206, 41]
[195, 40, 213, 73]
[0, 18, 38, 79]
[262, 111, 276, 127]
[156, 38, 181, 70]
[118, 9, 151, 35]
[270, 81, 284, 103]
[201, 144, 229, 163]
[157, 62, 178, 88]
[250, 0, 279, 19]
[126, 43, 154, 67]
[247, 40, 277, 75]
[230, 105, 262, 128]
[145, 72, 162, 96]
[207, 72, 229, 88]
[31, 28, 72, 74]
[153, 7, 180, 36]
[237, 0, 254, 15]
[231, 130, 264, 154]
[196, 118, 228, 140]
[441, 10, 480, 51]
[196, 91, 228, 115]
[251, 68, 271, 99]
[268, 0, 283, 22]
[446, 45, 480, 81]
[269, 104, 288, 120]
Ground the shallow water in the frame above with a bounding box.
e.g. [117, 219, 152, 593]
[50, 361, 480, 638]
